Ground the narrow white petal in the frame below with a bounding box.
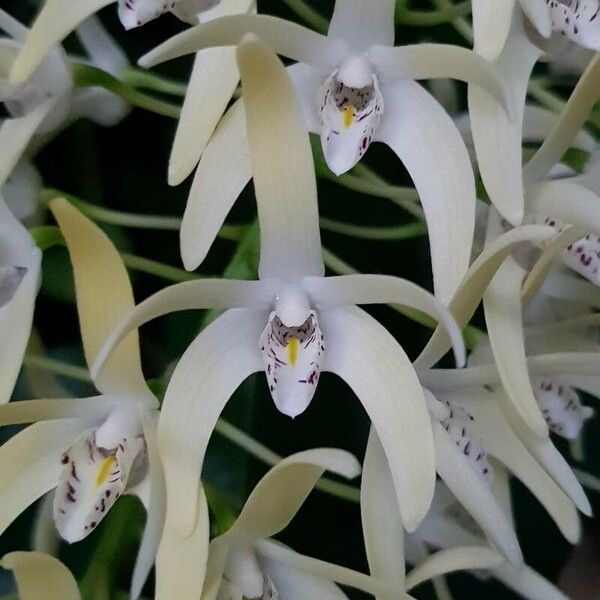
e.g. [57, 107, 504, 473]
[0, 200, 41, 404]
[91, 279, 277, 381]
[321, 306, 435, 532]
[361, 429, 406, 591]
[0, 552, 79, 600]
[406, 546, 503, 591]
[139, 15, 347, 72]
[484, 255, 548, 437]
[0, 97, 56, 187]
[225, 449, 360, 541]
[0, 419, 88, 537]
[287, 62, 326, 134]
[51, 198, 149, 398]
[181, 99, 251, 272]
[375, 81, 475, 304]
[471, 0, 516, 60]
[0, 8, 28, 41]
[238, 35, 324, 281]
[304, 274, 465, 366]
[75, 16, 129, 75]
[9, 0, 114, 85]
[416, 225, 555, 369]
[493, 562, 569, 600]
[520, 0, 553, 37]
[524, 54, 600, 184]
[369, 44, 513, 118]
[130, 412, 166, 600]
[159, 308, 264, 536]
[328, 0, 396, 50]
[432, 422, 522, 566]
[169, 48, 239, 186]
[155, 487, 210, 600]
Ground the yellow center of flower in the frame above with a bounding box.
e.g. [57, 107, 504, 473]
[96, 455, 116, 487]
[342, 104, 355, 129]
[287, 337, 299, 367]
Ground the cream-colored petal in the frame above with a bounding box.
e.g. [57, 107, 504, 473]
[360, 429, 405, 594]
[493, 562, 569, 600]
[159, 308, 264, 536]
[484, 255, 548, 437]
[155, 487, 210, 600]
[406, 546, 503, 591]
[519, 0, 553, 37]
[130, 412, 165, 599]
[369, 44, 512, 118]
[471, 0, 516, 61]
[468, 13, 541, 224]
[169, 47, 239, 186]
[0, 396, 119, 425]
[304, 273, 465, 366]
[91, 279, 277, 381]
[321, 306, 435, 533]
[238, 35, 324, 280]
[0, 552, 79, 600]
[9, 0, 114, 85]
[139, 14, 347, 72]
[328, 0, 396, 50]
[0, 8, 28, 41]
[50, 198, 148, 398]
[0, 419, 88, 536]
[225, 448, 359, 542]
[524, 53, 600, 185]
[415, 225, 555, 369]
[181, 99, 251, 272]
[433, 422, 522, 566]
[374, 80, 475, 304]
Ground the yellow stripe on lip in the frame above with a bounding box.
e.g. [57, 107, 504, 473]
[342, 104, 355, 129]
[287, 337, 299, 367]
[96, 454, 116, 487]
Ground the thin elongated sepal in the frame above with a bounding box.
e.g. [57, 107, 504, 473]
[471, 0, 516, 61]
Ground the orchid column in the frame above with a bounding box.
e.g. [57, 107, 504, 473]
[94, 34, 467, 541]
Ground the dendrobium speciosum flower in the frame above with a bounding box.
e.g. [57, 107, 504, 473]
[405, 481, 571, 600]
[155, 449, 391, 600]
[0, 197, 41, 404]
[93, 36, 467, 540]
[137, 0, 513, 302]
[0, 199, 164, 599]
[0, 551, 80, 600]
[0, 10, 129, 189]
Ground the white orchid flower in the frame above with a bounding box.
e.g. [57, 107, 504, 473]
[0, 196, 41, 405]
[92, 36, 468, 542]
[157, 448, 392, 600]
[405, 480, 571, 600]
[469, 0, 600, 225]
[0, 9, 129, 189]
[136, 0, 513, 303]
[0, 551, 80, 600]
[0, 199, 164, 600]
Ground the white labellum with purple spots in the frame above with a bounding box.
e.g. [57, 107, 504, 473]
[546, 0, 600, 50]
[117, 0, 221, 29]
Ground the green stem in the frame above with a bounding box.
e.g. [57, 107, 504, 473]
[72, 63, 182, 119]
[119, 66, 188, 96]
[429, 0, 473, 41]
[22, 355, 91, 382]
[397, 1, 471, 26]
[320, 217, 427, 240]
[528, 79, 566, 114]
[121, 253, 202, 282]
[280, 0, 329, 33]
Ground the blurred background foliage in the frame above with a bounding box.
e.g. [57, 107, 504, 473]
[1, 0, 599, 598]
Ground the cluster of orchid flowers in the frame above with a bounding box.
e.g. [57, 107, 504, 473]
[0, 0, 598, 598]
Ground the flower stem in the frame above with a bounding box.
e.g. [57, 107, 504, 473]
[397, 1, 471, 26]
[280, 0, 329, 33]
[429, 0, 473, 41]
[22, 355, 91, 382]
[320, 217, 427, 240]
[121, 253, 202, 282]
[119, 66, 188, 96]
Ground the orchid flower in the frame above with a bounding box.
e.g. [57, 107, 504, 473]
[0, 196, 41, 405]
[136, 0, 513, 302]
[405, 480, 570, 600]
[0, 551, 80, 600]
[0, 9, 129, 189]
[156, 448, 393, 600]
[469, 0, 599, 225]
[0, 199, 164, 599]
[92, 35, 468, 541]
